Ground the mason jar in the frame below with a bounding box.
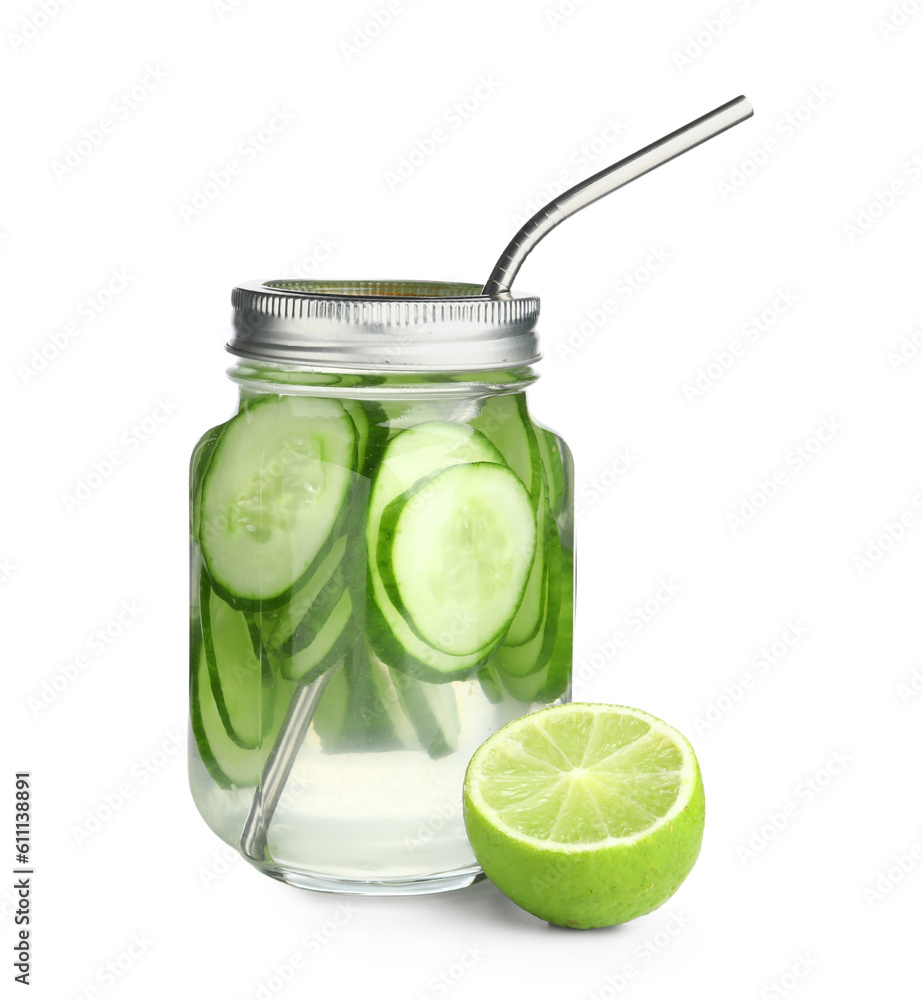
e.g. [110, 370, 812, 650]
[188, 280, 574, 893]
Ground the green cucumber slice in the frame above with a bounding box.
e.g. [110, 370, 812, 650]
[502, 479, 548, 647]
[199, 394, 356, 608]
[493, 516, 563, 679]
[535, 425, 567, 515]
[190, 627, 297, 789]
[342, 399, 370, 474]
[276, 588, 356, 683]
[391, 669, 461, 759]
[338, 642, 401, 750]
[473, 393, 547, 648]
[311, 662, 350, 752]
[472, 392, 542, 497]
[261, 536, 348, 654]
[538, 545, 574, 703]
[365, 421, 508, 681]
[190, 424, 225, 538]
[365, 648, 461, 758]
[200, 573, 269, 750]
[378, 462, 536, 656]
[476, 661, 505, 704]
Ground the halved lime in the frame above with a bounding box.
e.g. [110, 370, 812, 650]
[463, 703, 704, 928]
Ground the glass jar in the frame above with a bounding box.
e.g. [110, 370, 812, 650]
[188, 280, 573, 893]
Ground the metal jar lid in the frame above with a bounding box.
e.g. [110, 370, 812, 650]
[227, 280, 540, 370]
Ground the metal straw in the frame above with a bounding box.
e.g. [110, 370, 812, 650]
[240, 665, 340, 863]
[482, 95, 753, 296]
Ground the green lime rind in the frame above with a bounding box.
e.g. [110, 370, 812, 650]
[463, 703, 705, 929]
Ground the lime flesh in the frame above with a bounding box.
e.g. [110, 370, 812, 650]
[463, 703, 704, 928]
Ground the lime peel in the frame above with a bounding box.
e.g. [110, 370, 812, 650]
[463, 702, 705, 928]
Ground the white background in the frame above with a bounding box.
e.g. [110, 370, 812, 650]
[3, 0, 921, 997]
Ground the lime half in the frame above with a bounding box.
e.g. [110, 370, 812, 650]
[463, 703, 704, 928]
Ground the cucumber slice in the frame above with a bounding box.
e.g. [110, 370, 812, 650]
[535, 425, 567, 515]
[378, 463, 536, 656]
[493, 517, 563, 679]
[276, 588, 356, 683]
[366, 649, 461, 758]
[367, 653, 418, 748]
[539, 545, 574, 703]
[261, 536, 348, 654]
[311, 662, 350, 752]
[342, 399, 370, 474]
[472, 392, 542, 497]
[391, 669, 461, 759]
[338, 642, 402, 750]
[365, 421, 508, 681]
[502, 479, 548, 647]
[190, 627, 298, 789]
[199, 394, 356, 608]
[476, 661, 505, 704]
[200, 573, 269, 750]
[190, 424, 225, 538]
[473, 394, 547, 648]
